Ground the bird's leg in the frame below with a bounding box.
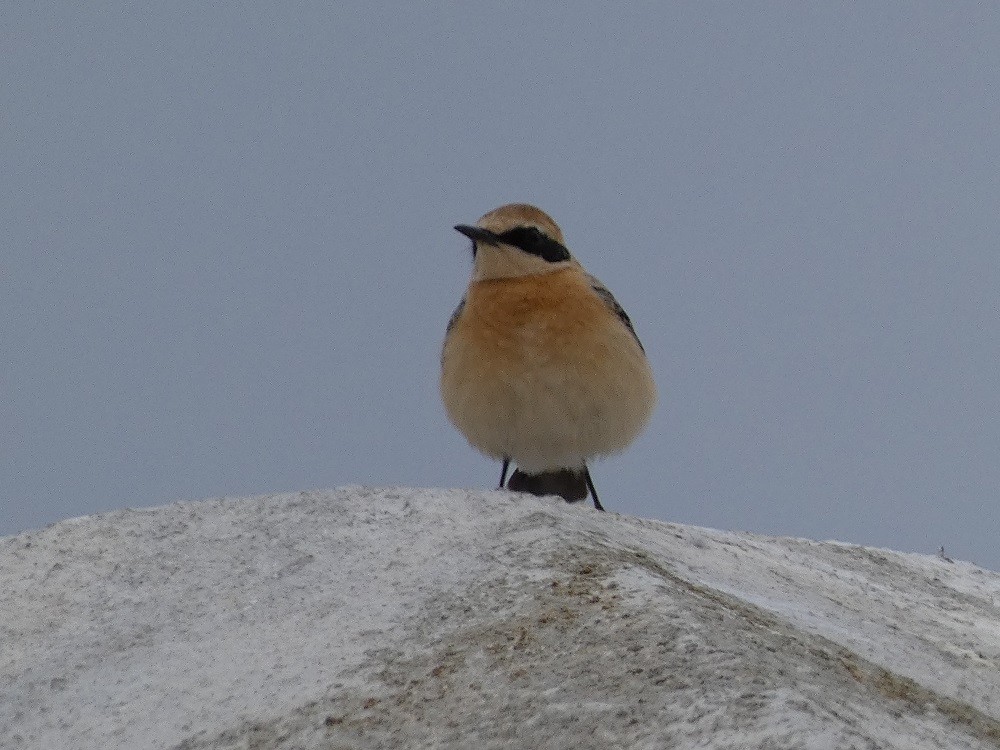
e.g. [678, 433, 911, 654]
[497, 458, 511, 490]
[584, 466, 604, 511]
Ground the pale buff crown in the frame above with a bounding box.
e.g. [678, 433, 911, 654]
[467, 203, 578, 282]
[476, 203, 566, 244]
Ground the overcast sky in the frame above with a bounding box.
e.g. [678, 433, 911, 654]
[4, 4, 999, 569]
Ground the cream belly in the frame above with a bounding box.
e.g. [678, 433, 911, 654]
[441, 270, 656, 473]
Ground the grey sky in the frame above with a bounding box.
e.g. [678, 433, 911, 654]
[4, 4, 999, 568]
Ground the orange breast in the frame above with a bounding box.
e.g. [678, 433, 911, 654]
[441, 267, 655, 468]
[459, 269, 616, 366]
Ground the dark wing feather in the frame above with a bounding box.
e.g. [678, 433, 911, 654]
[446, 297, 466, 334]
[587, 274, 645, 353]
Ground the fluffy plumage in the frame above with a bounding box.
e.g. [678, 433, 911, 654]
[441, 203, 656, 510]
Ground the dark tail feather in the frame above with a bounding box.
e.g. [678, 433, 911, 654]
[507, 468, 588, 503]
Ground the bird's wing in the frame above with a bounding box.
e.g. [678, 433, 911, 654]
[586, 274, 645, 353]
[446, 297, 466, 334]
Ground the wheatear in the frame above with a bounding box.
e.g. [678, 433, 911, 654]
[440, 203, 656, 511]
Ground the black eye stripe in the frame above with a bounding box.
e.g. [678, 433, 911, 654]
[497, 227, 571, 263]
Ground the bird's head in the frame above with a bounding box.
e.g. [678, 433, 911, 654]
[455, 203, 575, 281]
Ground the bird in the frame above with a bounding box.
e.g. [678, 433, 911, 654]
[440, 203, 656, 511]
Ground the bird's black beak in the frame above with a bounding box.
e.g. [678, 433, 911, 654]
[454, 225, 501, 245]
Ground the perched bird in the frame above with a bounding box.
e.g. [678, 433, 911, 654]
[440, 203, 656, 511]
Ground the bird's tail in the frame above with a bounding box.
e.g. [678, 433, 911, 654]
[507, 468, 588, 502]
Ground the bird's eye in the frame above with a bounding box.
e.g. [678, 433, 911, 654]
[495, 226, 568, 262]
